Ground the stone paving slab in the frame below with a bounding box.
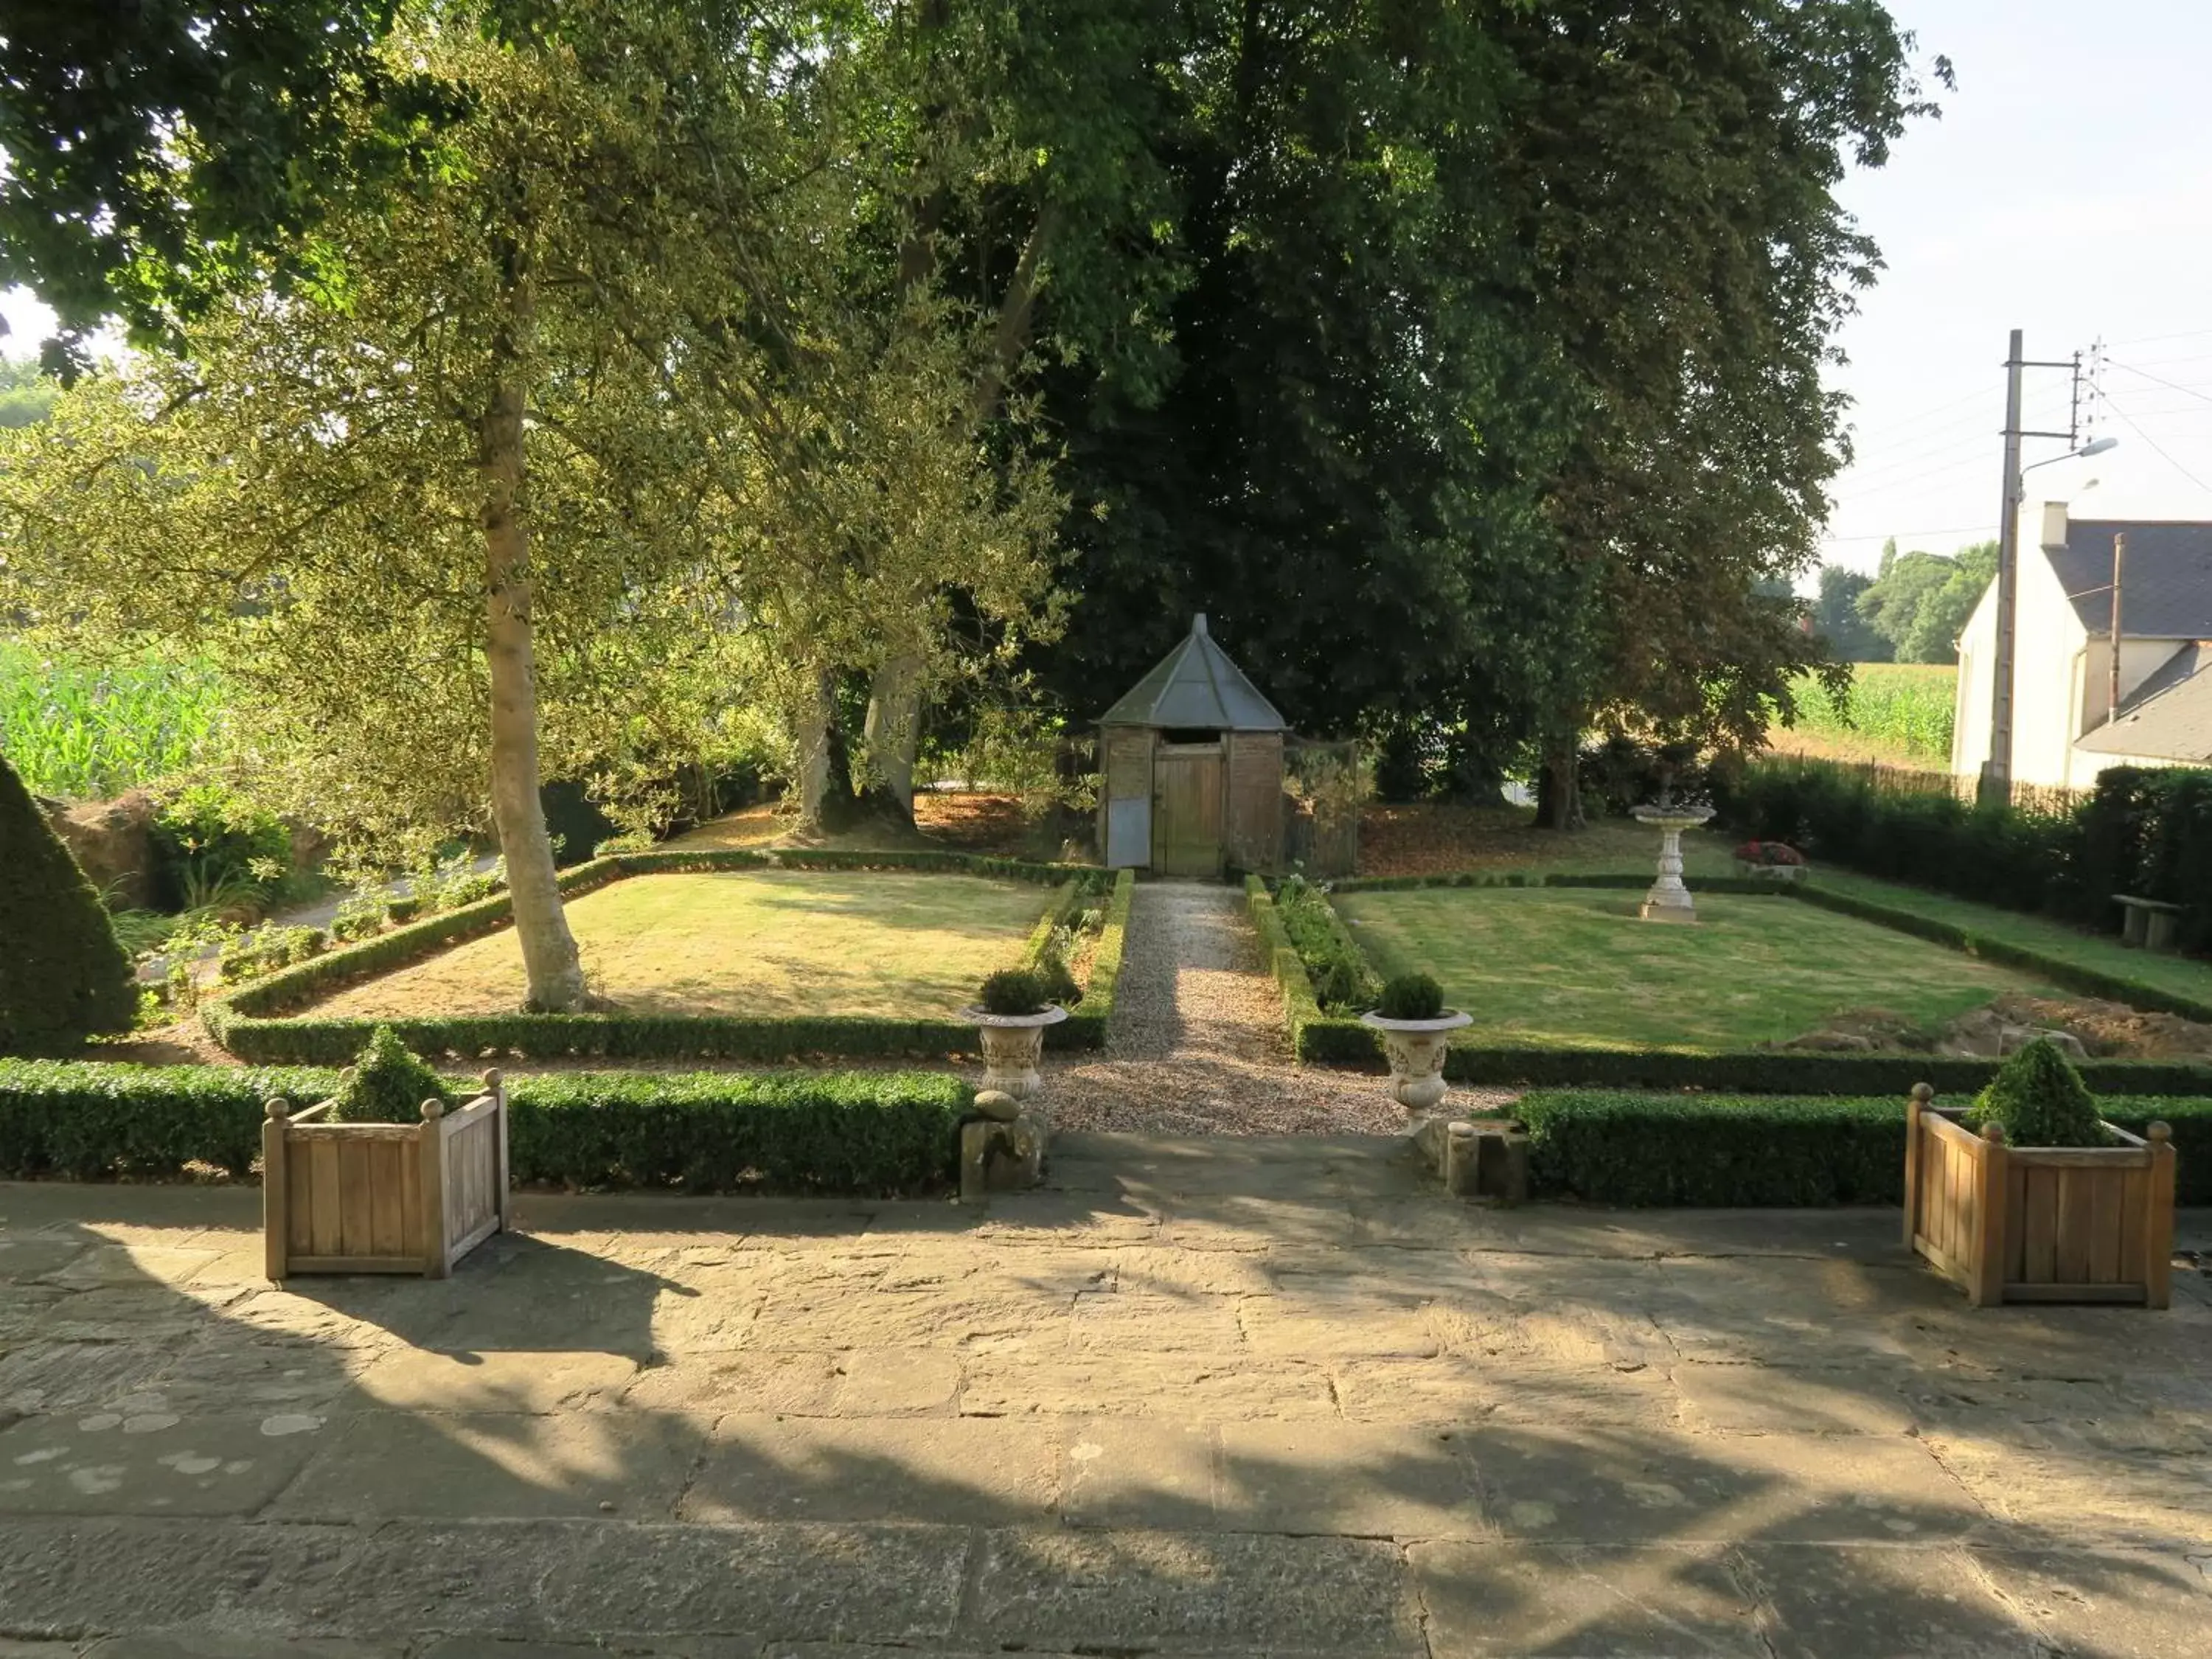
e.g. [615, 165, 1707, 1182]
[1409, 1540, 1770, 1657]
[683, 1415, 1057, 1526]
[272, 1410, 709, 1520]
[1, 1160, 2209, 1654]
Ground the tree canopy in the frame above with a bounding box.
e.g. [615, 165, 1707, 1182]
[0, 0, 1947, 922]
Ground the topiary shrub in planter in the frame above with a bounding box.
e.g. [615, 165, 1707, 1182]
[0, 752, 136, 1056]
[1905, 1042, 2177, 1307]
[1964, 1037, 2106, 1147]
[264, 1026, 504, 1281]
[964, 967, 1067, 1099]
[1360, 970, 1471, 1113]
[329, 1025, 457, 1123]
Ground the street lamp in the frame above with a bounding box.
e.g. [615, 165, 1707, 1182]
[2018, 435, 2118, 495]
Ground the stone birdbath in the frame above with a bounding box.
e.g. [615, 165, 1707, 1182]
[962, 1004, 1068, 1099]
[1631, 799, 1716, 923]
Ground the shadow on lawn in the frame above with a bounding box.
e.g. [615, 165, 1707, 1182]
[0, 1165, 2208, 1651]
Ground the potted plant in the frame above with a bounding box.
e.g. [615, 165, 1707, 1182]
[262, 1026, 509, 1281]
[1904, 1040, 2177, 1308]
[964, 967, 1068, 1099]
[1359, 971, 1473, 1112]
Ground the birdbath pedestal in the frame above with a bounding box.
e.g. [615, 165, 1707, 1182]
[1630, 801, 1716, 923]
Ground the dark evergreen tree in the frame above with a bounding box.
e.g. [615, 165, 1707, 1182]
[0, 753, 136, 1054]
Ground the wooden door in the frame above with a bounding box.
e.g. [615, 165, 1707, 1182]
[1152, 742, 1224, 875]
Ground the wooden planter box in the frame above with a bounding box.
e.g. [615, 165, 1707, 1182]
[1905, 1085, 2176, 1308]
[262, 1071, 509, 1281]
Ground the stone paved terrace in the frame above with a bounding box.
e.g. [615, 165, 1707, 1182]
[0, 1136, 2208, 1658]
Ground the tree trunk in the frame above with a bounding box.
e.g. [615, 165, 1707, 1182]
[794, 666, 863, 835]
[862, 653, 924, 819]
[480, 361, 587, 1013]
[1538, 743, 1586, 833]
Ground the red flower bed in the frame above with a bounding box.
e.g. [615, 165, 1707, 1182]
[1735, 839, 1806, 866]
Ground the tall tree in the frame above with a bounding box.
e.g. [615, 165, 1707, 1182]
[1811, 565, 1891, 662]
[780, 0, 1184, 829]
[0, 3, 862, 1009]
[1037, 0, 1581, 790]
[1491, 1, 1939, 822]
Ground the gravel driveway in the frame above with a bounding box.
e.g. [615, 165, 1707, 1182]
[1046, 881, 1420, 1135]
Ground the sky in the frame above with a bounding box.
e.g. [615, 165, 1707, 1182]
[1821, 0, 2212, 574]
[5, 0, 2210, 577]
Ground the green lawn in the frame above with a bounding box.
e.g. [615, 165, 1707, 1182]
[1806, 869, 2212, 1008]
[307, 870, 1052, 1020]
[1334, 886, 2069, 1053]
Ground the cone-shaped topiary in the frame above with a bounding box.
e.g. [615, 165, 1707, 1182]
[0, 752, 136, 1055]
[329, 1026, 454, 1123]
[1965, 1037, 2107, 1148]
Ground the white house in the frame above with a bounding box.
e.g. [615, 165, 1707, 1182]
[1951, 501, 2212, 789]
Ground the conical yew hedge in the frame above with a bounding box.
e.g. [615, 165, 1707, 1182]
[0, 753, 136, 1054]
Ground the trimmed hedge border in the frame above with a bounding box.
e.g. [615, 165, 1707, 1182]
[1515, 1088, 2212, 1208]
[1057, 869, 1135, 1051]
[1328, 871, 1788, 896]
[1253, 872, 2212, 1094]
[204, 849, 1115, 1065]
[1245, 875, 1329, 1054]
[1790, 882, 2212, 1024]
[0, 1058, 974, 1193]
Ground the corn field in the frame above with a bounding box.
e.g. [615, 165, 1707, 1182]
[0, 640, 226, 799]
[1784, 663, 1957, 766]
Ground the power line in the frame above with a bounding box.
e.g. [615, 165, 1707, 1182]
[2101, 394, 2212, 496]
[2105, 326, 2212, 349]
[2107, 360, 2212, 408]
[1820, 524, 1991, 544]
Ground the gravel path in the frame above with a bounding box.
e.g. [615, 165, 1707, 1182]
[1045, 881, 1417, 1136]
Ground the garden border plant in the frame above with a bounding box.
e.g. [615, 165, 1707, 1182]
[1509, 1085, 2209, 1208]
[1248, 872, 2212, 1094]
[202, 852, 1133, 1065]
[0, 1056, 976, 1194]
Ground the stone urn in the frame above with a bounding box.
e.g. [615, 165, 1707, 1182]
[1359, 1009, 1474, 1113]
[962, 1005, 1068, 1099]
[1630, 801, 1717, 922]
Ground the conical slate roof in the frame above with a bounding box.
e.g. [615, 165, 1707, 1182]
[1099, 614, 1288, 731]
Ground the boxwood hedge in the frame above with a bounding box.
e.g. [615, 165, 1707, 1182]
[0, 1059, 974, 1193]
[1514, 1088, 2211, 1208]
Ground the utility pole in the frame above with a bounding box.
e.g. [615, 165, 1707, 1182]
[1980, 332, 2088, 806]
[1982, 330, 2025, 806]
[2109, 532, 2126, 723]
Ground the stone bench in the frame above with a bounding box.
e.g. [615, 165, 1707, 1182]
[2114, 894, 2183, 953]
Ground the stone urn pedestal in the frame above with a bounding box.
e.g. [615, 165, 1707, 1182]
[1631, 801, 1717, 922]
[1360, 1009, 1474, 1112]
[963, 1005, 1068, 1099]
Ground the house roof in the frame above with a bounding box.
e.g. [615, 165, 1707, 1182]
[1099, 614, 1289, 731]
[2046, 518, 2212, 637]
[2076, 642, 2212, 759]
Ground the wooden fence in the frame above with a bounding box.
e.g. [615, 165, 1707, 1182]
[262, 1071, 508, 1281]
[1904, 1085, 2174, 1308]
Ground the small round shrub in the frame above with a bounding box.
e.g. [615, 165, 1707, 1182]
[1377, 971, 1447, 1021]
[330, 1026, 454, 1123]
[1965, 1037, 2107, 1148]
[978, 967, 1051, 1016]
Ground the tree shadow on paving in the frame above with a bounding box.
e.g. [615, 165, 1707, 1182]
[3, 1175, 2209, 1653]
